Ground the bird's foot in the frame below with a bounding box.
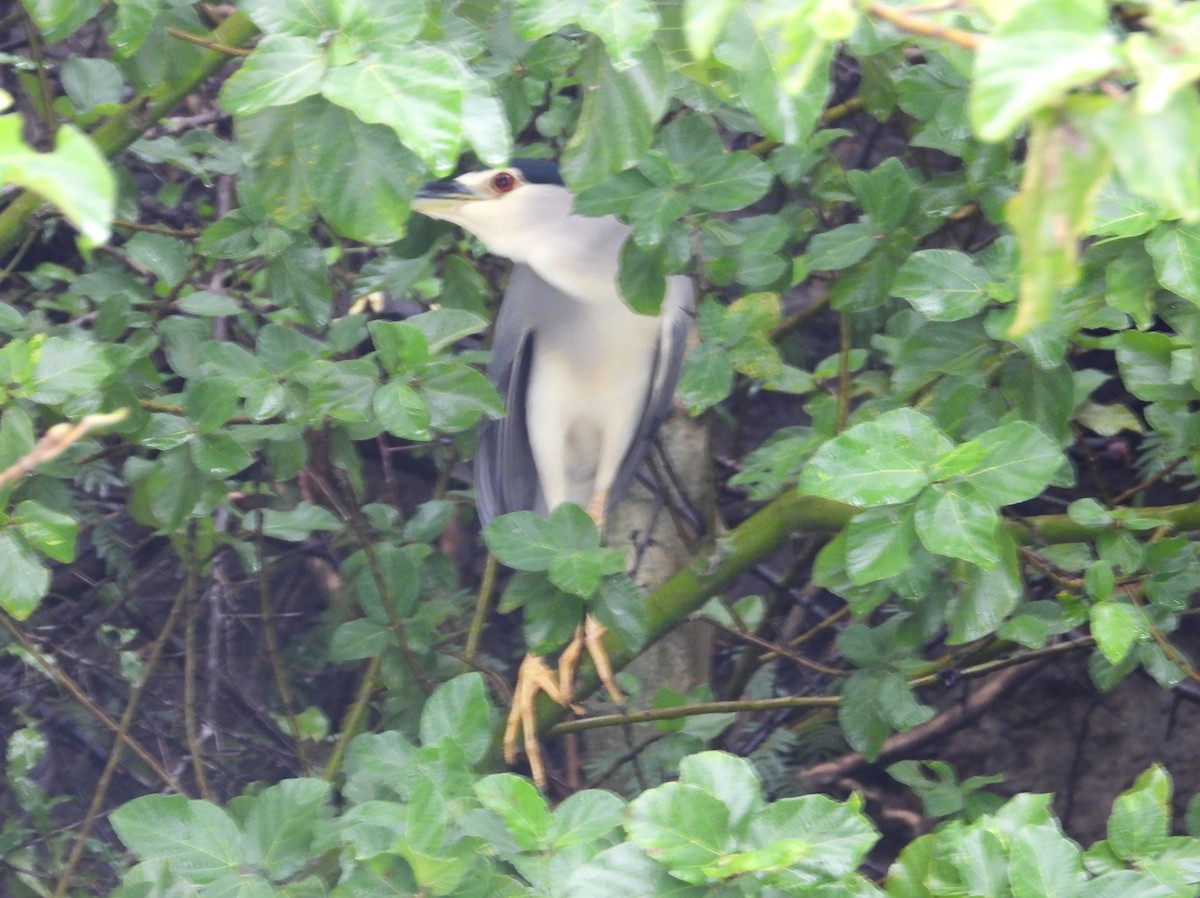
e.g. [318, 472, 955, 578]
[503, 617, 624, 788]
[559, 615, 624, 708]
[503, 653, 580, 788]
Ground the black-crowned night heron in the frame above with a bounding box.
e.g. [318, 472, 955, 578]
[412, 160, 693, 786]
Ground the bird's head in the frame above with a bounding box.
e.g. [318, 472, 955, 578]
[412, 160, 574, 264]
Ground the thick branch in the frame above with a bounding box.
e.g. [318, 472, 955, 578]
[529, 491, 1200, 733]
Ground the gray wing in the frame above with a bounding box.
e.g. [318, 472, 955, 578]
[474, 264, 560, 524]
[606, 274, 696, 506]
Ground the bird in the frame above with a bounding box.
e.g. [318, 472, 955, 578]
[411, 159, 694, 786]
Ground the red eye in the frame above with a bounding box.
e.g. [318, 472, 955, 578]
[492, 171, 517, 193]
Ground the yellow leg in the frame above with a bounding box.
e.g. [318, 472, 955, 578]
[504, 654, 576, 788]
[503, 490, 622, 787]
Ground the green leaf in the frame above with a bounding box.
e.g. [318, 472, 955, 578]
[247, 502, 343, 541]
[688, 152, 773, 212]
[0, 532, 50, 620]
[474, 774, 552, 851]
[14, 500, 77, 564]
[590, 574, 647, 653]
[806, 223, 878, 272]
[684, 0, 740, 61]
[184, 376, 239, 434]
[19, 0, 102, 42]
[678, 341, 734, 414]
[565, 842, 703, 898]
[62, 57, 123, 112]
[848, 157, 917, 231]
[744, 793, 879, 881]
[1145, 221, 1200, 306]
[845, 506, 918, 585]
[549, 789, 625, 848]
[626, 782, 730, 883]
[187, 412, 250, 466]
[485, 504, 601, 571]
[562, 42, 667, 190]
[298, 101, 422, 244]
[0, 116, 114, 243]
[420, 364, 504, 432]
[268, 238, 333, 326]
[29, 337, 113, 404]
[800, 408, 951, 507]
[548, 546, 627, 599]
[321, 45, 465, 173]
[838, 671, 890, 760]
[1107, 765, 1171, 861]
[109, 794, 244, 884]
[679, 752, 764, 834]
[892, 249, 991, 321]
[947, 531, 1024, 643]
[374, 382, 433, 441]
[405, 309, 489, 355]
[219, 35, 326, 114]
[1092, 88, 1200, 220]
[244, 778, 331, 880]
[1008, 823, 1085, 898]
[419, 673, 493, 764]
[970, 17, 1120, 141]
[962, 421, 1063, 507]
[1090, 602, 1147, 666]
[328, 618, 391, 663]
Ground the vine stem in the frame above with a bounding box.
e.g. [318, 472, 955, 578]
[866, 2, 984, 50]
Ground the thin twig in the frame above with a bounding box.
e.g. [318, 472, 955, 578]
[0, 411, 128, 489]
[867, 2, 984, 50]
[49, 584, 192, 896]
[165, 25, 251, 56]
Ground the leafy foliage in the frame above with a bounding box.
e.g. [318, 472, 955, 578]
[6, 0, 1200, 894]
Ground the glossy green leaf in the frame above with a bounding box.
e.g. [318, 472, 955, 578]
[298, 101, 422, 244]
[1092, 88, 1200, 220]
[892, 249, 990, 321]
[947, 532, 1024, 643]
[374, 382, 433, 441]
[970, 12, 1120, 141]
[806, 223, 878, 272]
[678, 341, 734, 414]
[247, 502, 342, 541]
[244, 778, 331, 880]
[474, 774, 552, 851]
[420, 365, 504, 432]
[845, 506, 918, 585]
[29, 337, 113, 404]
[962, 421, 1063, 507]
[419, 673, 493, 764]
[0, 117, 114, 243]
[0, 532, 50, 620]
[321, 45, 465, 173]
[328, 618, 391, 662]
[219, 35, 326, 114]
[549, 789, 626, 848]
[626, 782, 730, 883]
[1008, 824, 1086, 898]
[1145, 221, 1200, 305]
[1107, 765, 1171, 861]
[109, 794, 244, 884]
[14, 500, 77, 564]
[562, 43, 668, 190]
[1090, 602, 1147, 666]
[800, 408, 951, 507]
